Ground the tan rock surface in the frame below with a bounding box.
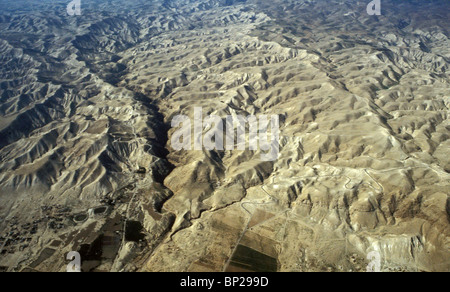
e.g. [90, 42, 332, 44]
[0, 0, 448, 272]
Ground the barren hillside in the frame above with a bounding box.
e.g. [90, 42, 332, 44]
[0, 0, 448, 272]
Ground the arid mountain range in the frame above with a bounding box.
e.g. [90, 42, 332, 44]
[0, 0, 448, 272]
